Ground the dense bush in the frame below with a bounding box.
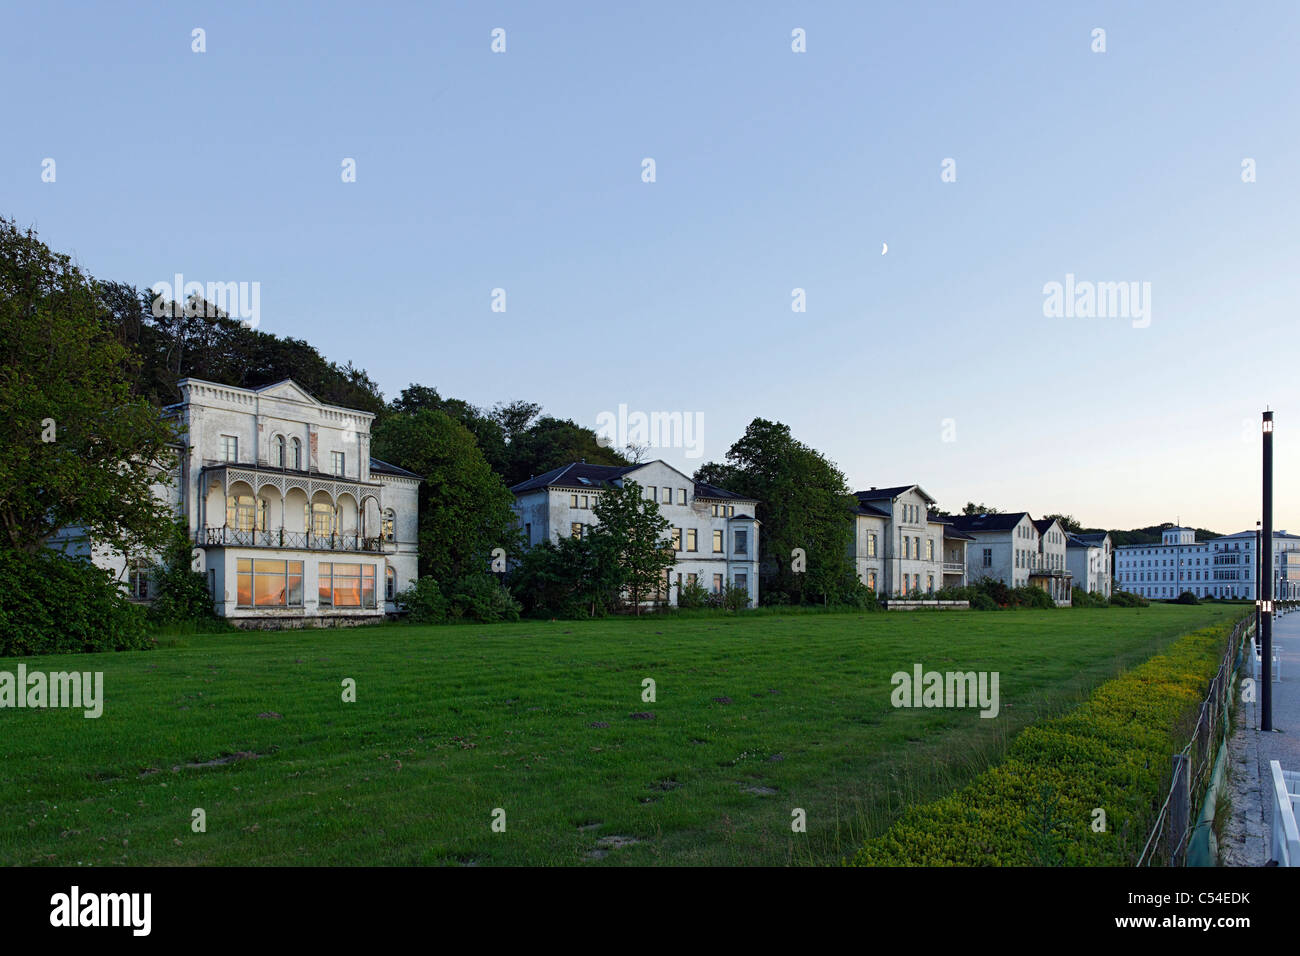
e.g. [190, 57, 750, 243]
[0, 550, 151, 656]
[677, 580, 712, 609]
[398, 573, 521, 624]
[395, 576, 450, 624]
[930, 578, 1055, 610]
[1109, 589, 1150, 608]
[1176, 591, 1200, 605]
[447, 573, 521, 623]
[849, 617, 1240, 866]
[1071, 587, 1109, 608]
[146, 521, 216, 625]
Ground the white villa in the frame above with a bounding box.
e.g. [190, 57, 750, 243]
[1066, 531, 1113, 598]
[1114, 525, 1300, 601]
[849, 485, 968, 595]
[51, 378, 421, 625]
[509, 460, 761, 607]
[948, 511, 1073, 605]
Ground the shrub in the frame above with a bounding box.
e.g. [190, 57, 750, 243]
[1071, 586, 1109, 609]
[1109, 589, 1150, 608]
[848, 616, 1242, 866]
[447, 573, 521, 623]
[0, 550, 150, 656]
[720, 582, 752, 611]
[677, 580, 711, 609]
[395, 576, 449, 624]
[146, 520, 216, 625]
[1176, 591, 1200, 605]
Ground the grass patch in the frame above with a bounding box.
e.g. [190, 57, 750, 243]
[0, 603, 1239, 866]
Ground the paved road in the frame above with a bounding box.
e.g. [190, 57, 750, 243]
[1222, 607, 1300, 866]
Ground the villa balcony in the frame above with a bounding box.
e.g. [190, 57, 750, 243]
[942, 562, 965, 574]
[199, 526, 385, 553]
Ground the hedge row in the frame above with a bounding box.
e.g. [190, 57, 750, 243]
[848, 618, 1238, 866]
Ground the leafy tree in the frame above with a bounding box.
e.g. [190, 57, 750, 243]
[961, 501, 1003, 516]
[503, 416, 628, 487]
[509, 535, 621, 618]
[370, 408, 521, 581]
[589, 480, 673, 614]
[1043, 513, 1083, 534]
[0, 219, 178, 557]
[695, 418, 857, 605]
[146, 519, 216, 624]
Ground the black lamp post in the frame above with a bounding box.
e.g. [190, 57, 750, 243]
[1262, 411, 1274, 732]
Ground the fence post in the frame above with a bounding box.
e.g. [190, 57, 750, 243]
[1169, 754, 1190, 866]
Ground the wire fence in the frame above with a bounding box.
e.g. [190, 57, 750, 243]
[1136, 603, 1296, 866]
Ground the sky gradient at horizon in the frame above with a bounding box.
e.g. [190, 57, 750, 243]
[3, 1, 1297, 533]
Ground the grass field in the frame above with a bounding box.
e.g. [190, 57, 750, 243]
[0, 603, 1240, 866]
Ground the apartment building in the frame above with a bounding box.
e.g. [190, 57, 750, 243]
[509, 460, 760, 607]
[1115, 525, 1300, 600]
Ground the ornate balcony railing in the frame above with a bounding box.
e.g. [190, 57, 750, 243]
[942, 562, 965, 574]
[199, 526, 385, 553]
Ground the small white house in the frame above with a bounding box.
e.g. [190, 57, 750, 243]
[1066, 532, 1113, 598]
[509, 460, 760, 607]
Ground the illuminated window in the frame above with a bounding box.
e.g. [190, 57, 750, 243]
[237, 558, 303, 608]
[712, 530, 723, 553]
[382, 509, 395, 542]
[318, 562, 376, 609]
[686, 529, 697, 552]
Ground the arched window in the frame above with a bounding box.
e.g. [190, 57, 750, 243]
[227, 494, 255, 531]
[275, 435, 286, 468]
[307, 502, 334, 537]
[382, 509, 395, 542]
[291, 437, 302, 471]
[385, 566, 396, 601]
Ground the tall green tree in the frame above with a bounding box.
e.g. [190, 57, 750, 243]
[589, 480, 674, 614]
[504, 416, 628, 487]
[0, 219, 178, 556]
[370, 408, 521, 580]
[695, 418, 857, 604]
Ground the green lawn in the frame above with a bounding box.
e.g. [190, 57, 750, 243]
[0, 603, 1239, 866]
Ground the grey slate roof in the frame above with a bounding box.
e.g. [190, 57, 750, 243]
[949, 512, 1031, 534]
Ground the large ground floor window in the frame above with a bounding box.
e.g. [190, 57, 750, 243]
[319, 562, 377, 609]
[237, 558, 304, 607]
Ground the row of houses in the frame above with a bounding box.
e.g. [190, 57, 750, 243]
[507, 471, 1115, 609]
[66, 376, 1259, 624]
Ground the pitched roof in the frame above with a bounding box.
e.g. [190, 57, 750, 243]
[369, 457, 422, 480]
[854, 484, 936, 504]
[854, 500, 891, 518]
[1032, 518, 1060, 535]
[943, 525, 975, 541]
[509, 461, 756, 502]
[510, 462, 637, 494]
[1073, 532, 1110, 545]
[948, 512, 1031, 534]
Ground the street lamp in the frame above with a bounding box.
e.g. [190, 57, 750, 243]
[1262, 411, 1274, 732]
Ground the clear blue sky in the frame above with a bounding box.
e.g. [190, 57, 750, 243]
[4, 1, 1298, 532]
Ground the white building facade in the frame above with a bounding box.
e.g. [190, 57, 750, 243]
[1115, 525, 1300, 600]
[510, 461, 761, 607]
[949, 511, 1072, 605]
[1066, 532, 1113, 598]
[848, 485, 965, 595]
[52, 378, 421, 625]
